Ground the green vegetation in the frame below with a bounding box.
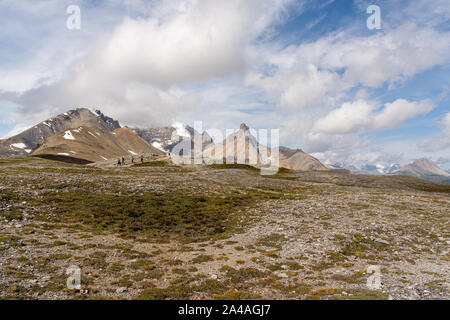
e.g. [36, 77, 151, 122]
[34, 191, 259, 242]
[0, 157, 41, 165]
[223, 267, 268, 284]
[207, 164, 259, 171]
[255, 233, 287, 250]
[1, 155, 448, 300]
[191, 254, 214, 263]
[133, 161, 176, 167]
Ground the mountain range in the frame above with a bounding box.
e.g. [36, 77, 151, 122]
[1, 108, 449, 184]
[328, 162, 401, 175]
[330, 158, 450, 185]
[0, 108, 120, 157]
[32, 126, 164, 163]
[393, 158, 450, 185]
[134, 124, 213, 154]
[199, 123, 326, 171]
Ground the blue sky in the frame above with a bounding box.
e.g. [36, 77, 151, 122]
[0, 0, 449, 169]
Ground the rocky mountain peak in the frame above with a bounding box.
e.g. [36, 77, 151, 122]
[0, 107, 121, 157]
[240, 123, 249, 132]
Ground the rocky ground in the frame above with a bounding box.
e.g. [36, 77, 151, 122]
[0, 157, 448, 300]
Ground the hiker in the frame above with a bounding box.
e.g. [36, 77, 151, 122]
[122, 157, 125, 165]
[117, 158, 121, 167]
[140, 155, 144, 163]
[131, 156, 134, 164]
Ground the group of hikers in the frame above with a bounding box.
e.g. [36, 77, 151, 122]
[117, 154, 144, 166]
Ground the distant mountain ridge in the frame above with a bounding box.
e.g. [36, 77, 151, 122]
[0, 108, 120, 157]
[32, 126, 164, 163]
[330, 162, 402, 175]
[278, 146, 327, 171]
[0, 109, 334, 171]
[134, 124, 213, 154]
[200, 124, 328, 171]
[394, 158, 450, 184]
[8, 108, 446, 180]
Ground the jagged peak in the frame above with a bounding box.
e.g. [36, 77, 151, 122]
[240, 123, 249, 132]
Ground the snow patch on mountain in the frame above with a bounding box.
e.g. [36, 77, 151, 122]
[63, 131, 75, 140]
[152, 141, 166, 153]
[172, 122, 190, 138]
[10, 143, 27, 149]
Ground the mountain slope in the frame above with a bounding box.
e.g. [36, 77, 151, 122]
[201, 123, 272, 166]
[278, 146, 327, 171]
[200, 124, 327, 171]
[0, 108, 120, 157]
[394, 158, 450, 185]
[31, 126, 164, 163]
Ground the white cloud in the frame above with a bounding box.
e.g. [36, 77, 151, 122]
[418, 112, 450, 152]
[2, 0, 294, 127]
[313, 99, 435, 134]
[69, 0, 294, 90]
[372, 99, 435, 130]
[247, 23, 450, 110]
[312, 100, 373, 134]
[247, 64, 340, 110]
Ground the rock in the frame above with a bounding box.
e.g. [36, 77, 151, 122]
[211, 274, 218, 280]
[375, 238, 389, 245]
[116, 287, 128, 294]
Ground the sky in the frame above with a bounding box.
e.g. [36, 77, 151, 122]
[0, 0, 449, 169]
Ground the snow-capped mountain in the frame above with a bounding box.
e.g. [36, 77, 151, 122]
[384, 163, 401, 174]
[0, 108, 120, 157]
[32, 126, 164, 163]
[134, 123, 213, 154]
[329, 162, 401, 175]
